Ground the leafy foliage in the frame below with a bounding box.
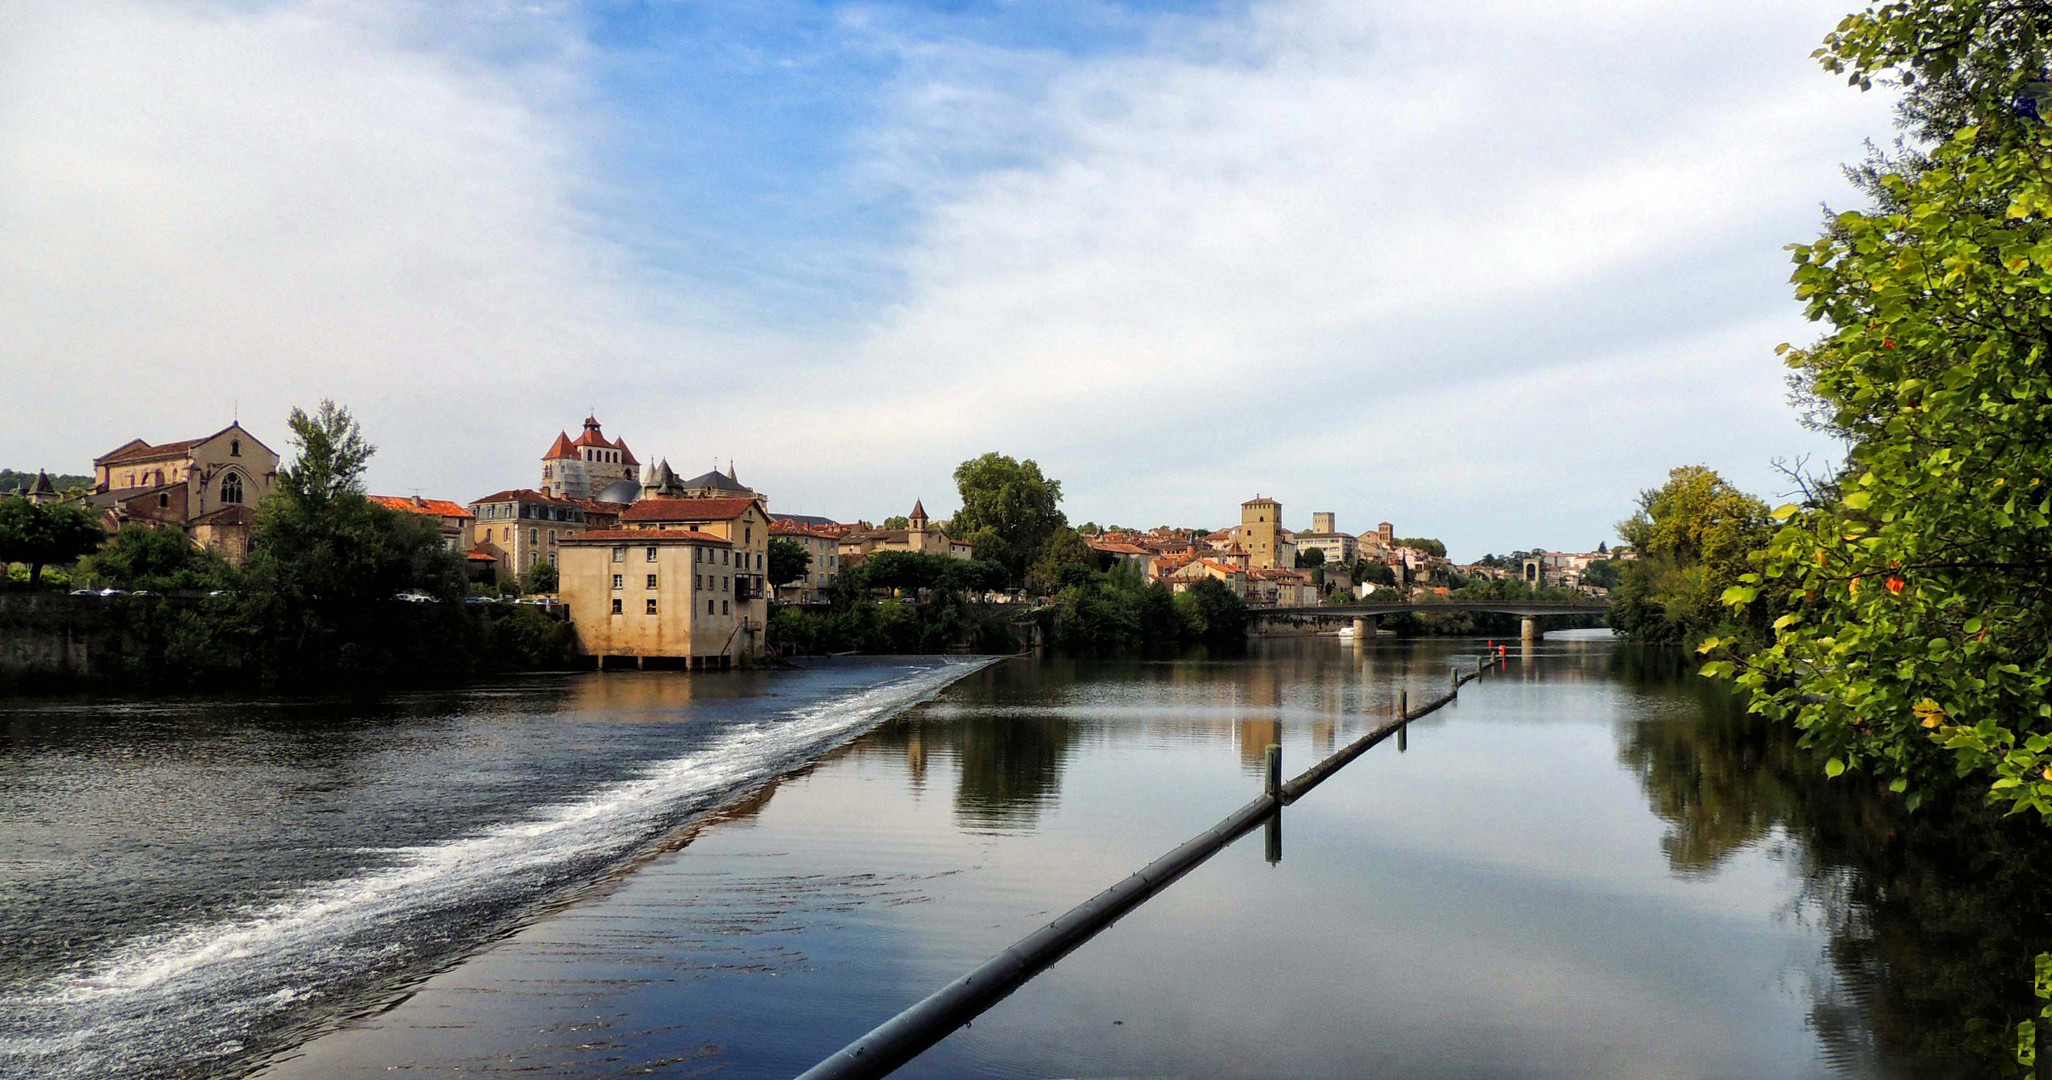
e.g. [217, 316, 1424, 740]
[952, 452, 1066, 585]
[83, 524, 233, 592]
[767, 537, 811, 587]
[1394, 537, 1446, 558]
[0, 498, 106, 587]
[1025, 527, 1093, 595]
[521, 559, 559, 595]
[0, 470, 91, 495]
[1609, 467, 1775, 648]
[1294, 547, 1325, 568]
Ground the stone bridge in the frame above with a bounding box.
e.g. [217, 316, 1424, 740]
[1248, 601, 1609, 641]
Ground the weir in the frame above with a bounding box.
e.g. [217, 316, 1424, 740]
[793, 648, 1511, 1080]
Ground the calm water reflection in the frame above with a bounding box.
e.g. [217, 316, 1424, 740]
[228, 634, 2050, 1080]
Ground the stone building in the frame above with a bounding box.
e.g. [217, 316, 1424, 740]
[539, 417, 640, 501]
[1293, 511, 1358, 568]
[838, 501, 972, 563]
[87, 422, 278, 563]
[769, 516, 846, 603]
[556, 529, 746, 668]
[469, 488, 601, 579]
[605, 495, 774, 658]
[1240, 496, 1284, 570]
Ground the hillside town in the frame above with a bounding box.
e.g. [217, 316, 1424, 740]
[6, 413, 1627, 669]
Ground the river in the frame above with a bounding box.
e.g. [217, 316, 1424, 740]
[3, 636, 2045, 1078]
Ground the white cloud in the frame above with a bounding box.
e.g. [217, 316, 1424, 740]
[0, 0, 1892, 555]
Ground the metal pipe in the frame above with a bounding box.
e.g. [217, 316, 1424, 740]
[795, 651, 1500, 1080]
[794, 792, 1279, 1080]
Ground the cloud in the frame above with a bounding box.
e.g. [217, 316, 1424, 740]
[0, 0, 1895, 555]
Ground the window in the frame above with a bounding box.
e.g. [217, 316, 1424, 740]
[549, 552, 557, 566]
[646, 598, 658, 615]
[157, 493, 169, 508]
[723, 575, 730, 592]
[646, 574, 657, 589]
[529, 529, 538, 545]
[646, 546, 657, 562]
[745, 526, 751, 544]
[611, 598, 622, 615]
[695, 547, 703, 563]
[707, 599, 715, 614]
[722, 600, 730, 615]
[230, 439, 241, 456]
[612, 574, 623, 589]
[549, 530, 557, 545]
[694, 573, 702, 590]
[721, 549, 729, 565]
[612, 545, 624, 562]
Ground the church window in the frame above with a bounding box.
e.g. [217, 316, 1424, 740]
[220, 473, 243, 503]
[231, 439, 241, 456]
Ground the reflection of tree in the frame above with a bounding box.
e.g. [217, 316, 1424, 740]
[1613, 647, 2052, 1076]
[952, 710, 1076, 830]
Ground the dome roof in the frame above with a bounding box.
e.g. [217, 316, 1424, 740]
[595, 478, 643, 504]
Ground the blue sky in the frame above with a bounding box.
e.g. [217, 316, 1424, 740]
[0, 0, 1899, 558]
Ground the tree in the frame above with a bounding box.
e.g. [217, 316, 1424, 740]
[1355, 560, 1396, 586]
[952, 453, 1066, 586]
[240, 401, 467, 676]
[1025, 527, 1093, 595]
[1295, 547, 1325, 568]
[767, 537, 811, 588]
[1610, 466, 1772, 647]
[521, 559, 559, 595]
[880, 516, 910, 530]
[0, 499, 106, 587]
[1701, 9, 2052, 1063]
[84, 524, 233, 591]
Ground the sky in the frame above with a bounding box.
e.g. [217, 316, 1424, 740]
[0, 0, 1902, 559]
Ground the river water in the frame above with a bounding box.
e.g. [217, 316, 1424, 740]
[3, 637, 2046, 1078]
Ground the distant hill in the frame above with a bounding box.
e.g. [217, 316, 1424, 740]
[1, 469, 92, 495]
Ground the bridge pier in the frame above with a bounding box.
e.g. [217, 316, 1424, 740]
[1350, 616, 1376, 639]
[1521, 616, 1543, 642]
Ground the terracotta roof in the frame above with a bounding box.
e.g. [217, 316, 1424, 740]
[621, 496, 761, 523]
[543, 432, 576, 460]
[97, 437, 205, 465]
[771, 519, 842, 538]
[562, 528, 730, 544]
[465, 550, 500, 562]
[470, 488, 576, 506]
[370, 495, 474, 519]
[910, 499, 927, 519]
[613, 438, 639, 467]
[1087, 539, 1152, 556]
[94, 424, 275, 466]
[1199, 559, 1244, 574]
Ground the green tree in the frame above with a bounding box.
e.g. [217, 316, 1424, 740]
[0, 499, 106, 588]
[1295, 547, 1325, 568]
[767, 537, 811, 588]
[84, 524, 233, 591]
[1025, 526, 1093, 595]
[880, 515, 910, 530]
[521, 559, 559, 595]
[1395, 537, 1446, 558]
[240, 401, 467, 676]
[1704, 7, 2052, 1063]
[1610, 466, 1773, 648]
[952, 452, 1066, 585]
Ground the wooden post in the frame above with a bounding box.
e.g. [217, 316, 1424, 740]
[1398, 724, 1407, 753]
[1264, 744, 1281, 800]
[1264, 808, 1282, 865]
[1398, 688, 1408, 721]
[1451, 668, 1459, 696]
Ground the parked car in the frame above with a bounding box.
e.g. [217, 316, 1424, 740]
[392, 591, 438, 603]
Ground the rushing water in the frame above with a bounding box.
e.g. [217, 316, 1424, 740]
[0, 658, 996, 1080]
[5, 638, 2049, 1079]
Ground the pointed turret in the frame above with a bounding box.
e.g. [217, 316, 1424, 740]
[615, 438, 639, 467]
[909, 500, 928, 529]
[543, 431, 576, 460]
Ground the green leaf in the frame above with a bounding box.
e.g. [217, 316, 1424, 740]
[1825, 758, 1846, 778]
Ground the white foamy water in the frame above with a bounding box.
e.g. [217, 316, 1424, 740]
[0, 658, 995, 1080]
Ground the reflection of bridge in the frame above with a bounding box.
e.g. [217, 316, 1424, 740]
[1247, 601, 1609, 641]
